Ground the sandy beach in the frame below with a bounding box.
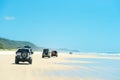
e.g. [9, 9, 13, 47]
[0, 51, 120, 80]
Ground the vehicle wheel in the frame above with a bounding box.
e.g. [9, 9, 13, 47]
[15, 60, 19, 64]
[48, 56, 50, 58]
[42, 56, 44, 58]
[56, 55, 58, 57]
[29, 59, 32, 64]
[21, 52, 28, 59]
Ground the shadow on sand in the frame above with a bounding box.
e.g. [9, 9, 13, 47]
[42, 57, 51, 59]
[12, 63, 30, 65]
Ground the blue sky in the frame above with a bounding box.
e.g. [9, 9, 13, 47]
[0, 0, 120, 52]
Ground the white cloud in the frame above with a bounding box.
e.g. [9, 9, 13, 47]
[4, 16, 15, 20]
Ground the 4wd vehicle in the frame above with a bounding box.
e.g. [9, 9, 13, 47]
[51, 51, 58, 57]
[15, 47, 33, 64]
[42, 49, 50, 58]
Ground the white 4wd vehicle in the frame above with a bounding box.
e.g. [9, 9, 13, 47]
[15, 48, 33, 64]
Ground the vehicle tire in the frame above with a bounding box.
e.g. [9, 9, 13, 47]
[15, 60, 19, 64]
[42, 56, 44, 58]
[21, 53, 28, 59]
[48, 56, 50, 58]
[29, 59, 32, 64]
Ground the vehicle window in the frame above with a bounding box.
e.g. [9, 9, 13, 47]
[17, 49, 29, 53]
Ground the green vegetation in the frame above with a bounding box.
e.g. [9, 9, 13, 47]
[0, 43, 4, 49]
[0, 37, 39, 50]
[0, 37, 79, 52]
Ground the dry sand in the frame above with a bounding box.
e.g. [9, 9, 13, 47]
[0, 51, 120, 80]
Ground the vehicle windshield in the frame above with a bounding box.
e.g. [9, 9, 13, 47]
[43, 49, 49, 53]
[17, 49, 29, 53]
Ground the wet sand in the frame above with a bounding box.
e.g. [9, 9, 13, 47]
[0, 51, 120, 80]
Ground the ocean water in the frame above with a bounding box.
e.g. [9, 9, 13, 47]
[55, 57, 120, 80]
[59, 52, 120, 56]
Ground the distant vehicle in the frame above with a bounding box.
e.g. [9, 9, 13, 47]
[15, 47, 33, 64]
[69, 52, 73, 54]
[51, 51, 58, 57]
[42, 49, 50, 58]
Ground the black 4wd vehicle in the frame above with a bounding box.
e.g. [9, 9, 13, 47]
[15, 47, 33, 64]
[42, 49, 50, 58]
